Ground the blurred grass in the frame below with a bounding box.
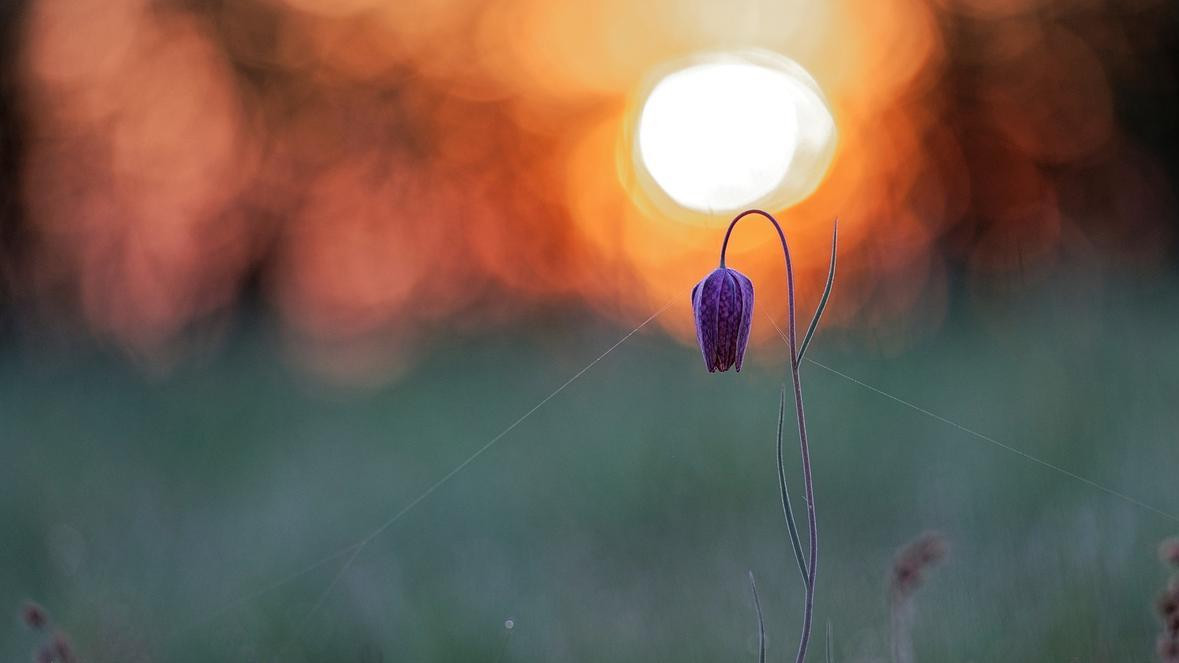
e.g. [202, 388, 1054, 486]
[2, 271, 1178, 662]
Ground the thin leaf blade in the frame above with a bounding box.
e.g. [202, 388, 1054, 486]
[797, 219, 838, 364]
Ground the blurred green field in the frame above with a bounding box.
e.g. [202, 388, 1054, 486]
[2, 271, 1178, 662]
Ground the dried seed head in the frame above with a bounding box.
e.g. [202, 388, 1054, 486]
[21, 602, 48, 630]
[1158, 634, 1179, 662]
[51, 632, 76, 663]
[1160, 590, 1179, 620]
[691, 267, 754, 373]
[890, 532, 949, 600]
[1161, 538, 1179, 568]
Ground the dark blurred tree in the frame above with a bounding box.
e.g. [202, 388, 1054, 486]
[0, 0, 30, 337]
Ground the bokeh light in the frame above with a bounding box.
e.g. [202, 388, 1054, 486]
[635, 52, 836, 214]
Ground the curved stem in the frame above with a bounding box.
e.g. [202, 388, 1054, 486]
[719, 209, 798, 367]
[720, 209, 819, 663]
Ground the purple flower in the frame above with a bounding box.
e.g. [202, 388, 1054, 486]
[691, 267, 754, 372]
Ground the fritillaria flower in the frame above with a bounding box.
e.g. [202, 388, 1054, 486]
[693, 209, 837, 663]
[691, 267, 754, 372]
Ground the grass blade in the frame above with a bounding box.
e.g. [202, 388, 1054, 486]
[777, 385, 809, 583]
[826, 620, 833, 663]
[748, 571, 766, 663]
[797, 220, 838, 365]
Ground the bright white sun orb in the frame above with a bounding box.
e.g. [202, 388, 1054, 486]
[636, 52, 836, 214]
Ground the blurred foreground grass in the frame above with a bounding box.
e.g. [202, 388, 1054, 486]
[2, 271, 1177, 662]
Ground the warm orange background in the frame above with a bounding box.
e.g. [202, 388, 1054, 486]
[12, 0, 1176, 377]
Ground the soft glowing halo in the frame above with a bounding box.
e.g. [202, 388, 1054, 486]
[635, 52, 836, 214]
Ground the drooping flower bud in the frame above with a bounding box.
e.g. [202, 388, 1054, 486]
[691, 267, 754, 372]
[21, 602, 48, 630]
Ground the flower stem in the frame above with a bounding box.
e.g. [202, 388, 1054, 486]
[720, 209, 821, 663]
